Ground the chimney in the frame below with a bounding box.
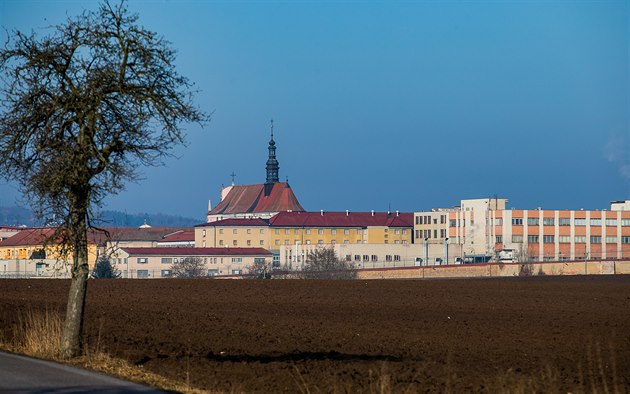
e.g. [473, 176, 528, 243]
[346, 210, 349, 216]
[371, 210, 374, 216]
[396, 210, 399, 216]
[321, 209, 324, 216]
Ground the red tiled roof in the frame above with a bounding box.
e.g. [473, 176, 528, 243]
[195, 218, 269, 227]
[209, 182, 304, 215]
[157, 230, 195, 243]
[94, 227, 191, 244]
[0, 227, 103, 246]
[122, 247, 273, 256]
[268, 211, 414, 228]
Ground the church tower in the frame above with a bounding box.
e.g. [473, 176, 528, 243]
[265, 120, 279, 195]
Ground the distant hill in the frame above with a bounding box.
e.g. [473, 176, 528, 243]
[0, 206, 201, 228]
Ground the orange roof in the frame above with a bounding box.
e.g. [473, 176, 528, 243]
[157, 230, 195, 243]
[209, 182, 304, 215]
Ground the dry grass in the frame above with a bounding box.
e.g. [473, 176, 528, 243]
[0, 308, 213, 393]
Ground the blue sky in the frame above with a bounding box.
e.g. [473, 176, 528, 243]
[1, 0, 628, 220]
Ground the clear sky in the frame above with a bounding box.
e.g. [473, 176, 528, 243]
[1, 0, 628, 220]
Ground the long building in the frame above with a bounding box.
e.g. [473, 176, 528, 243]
[415, 198, 630, 262]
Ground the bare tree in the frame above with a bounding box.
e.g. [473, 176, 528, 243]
[0, 1, 206, 357]
[246, 258, 272, 279]
[170, 257, 207, 278]
[300, 247, 356, 279]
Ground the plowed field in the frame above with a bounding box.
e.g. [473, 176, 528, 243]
[1, 276, 629, 393]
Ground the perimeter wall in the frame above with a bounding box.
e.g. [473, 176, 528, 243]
[356, 259, 630, 280]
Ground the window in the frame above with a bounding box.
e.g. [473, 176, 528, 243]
[386, 255, 392, 262]
[449, 219, 457, 227]
[605, 219, 618, 226]
[496, 236, 503, 243]
[344, 229, 349, 235]
[202, 229, 206, 237]
[512, 218, 523, 225]
[260, 240, 264, 245]
[219, 229, 224, 234]
[605, 236, 617, 243]
[622, 236, 630, 244]
[306, 229, 311, 235]
[345, 255, 352, 261]
[394, 255, 401, 261]
[434, 230, 438, 238]
[394, 240, 400, 244]
[275, 229, 280, 234]
[527, 235, 539, 243]
[233, 240, 237, 246]
[161, 257, 172, 264]
[247, 240, 251, 246]
[247, 229, 251, 234]
[363, 255, 369, 261]
[332, 229, 337, 235]
[137, 270, 149, 278]
[275, 240, 280, 245]
[354, 255, 361, 261]
[161, 270, 171, 278]
[295, 229, 299, 235]
[357, 229, 362, 235]
[574, 218, 586, 226]
[284, 240, 290, 245]
[231, 257, 242, 263]
[590, 236, 601, 244]
[415, 230, 421, 238]
[260, 229, 264, 234]
[441, 215, 446, 224]
[440, 229, 447, 238]
[622, 219, 630, 226]
[208, 269, 219, 276]
[343, 240, 349, 244]
[232, 269, 242, 275]
[318, 229, 324, 235]
[543, 235, 554, 243]
[590, 219, 602, 226]
[394, 229, 400, 235]
[318, 240, 323, 245]
[285, 229, 290, 235]
[558, 236, 571, 243]
[233, 229, 238, 234]
[137, 258, 148, 264]
[371, 255, 378, 262]
[574, 236, 586, 243]
[416, 217, 420, 225]
[559, 218, 571, 226]
[527, 218, 539, 226]
[494, 218, 503, 226]
[543, 218, 554, 226]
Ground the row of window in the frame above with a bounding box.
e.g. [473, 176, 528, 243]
[416, 215, 446, 225]
[415, 229, 447, 239]
[511, 218, 629, 226]
[505, 235, 630, 244]
[449, 218, 630, 227]
[345, 254, 401, 262]
[139, 257, 250, 265]
[219, 239, 265, 246]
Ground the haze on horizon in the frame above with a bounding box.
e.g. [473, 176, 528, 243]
[1, 0, 628, 219]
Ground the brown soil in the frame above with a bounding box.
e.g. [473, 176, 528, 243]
[1, 276, 629, 393]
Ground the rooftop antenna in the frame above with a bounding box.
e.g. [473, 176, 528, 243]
[230, 171, 236, 186]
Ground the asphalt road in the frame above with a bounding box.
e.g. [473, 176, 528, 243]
[0, 351, 165, 393]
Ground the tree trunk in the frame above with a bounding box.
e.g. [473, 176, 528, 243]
[60, 197, 90, 359]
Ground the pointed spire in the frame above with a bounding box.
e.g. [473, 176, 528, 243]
[265, 119, 279, 185]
